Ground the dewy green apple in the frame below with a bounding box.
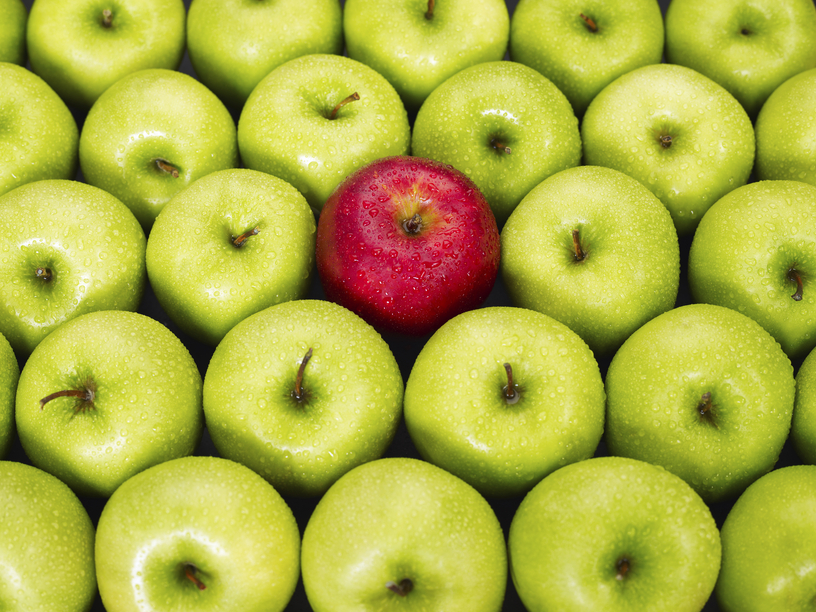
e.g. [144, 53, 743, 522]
[0, 332, 18, 458]
[0, 0, 27, 65]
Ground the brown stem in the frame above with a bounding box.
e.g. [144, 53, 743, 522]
[184, 564, 206, 591]
[386, 579, 414, 597]
[659, 134, 673, 149]
[292, 348, 313, 402]
[101, 9, 113, 27]
[503, 363, 520, 404]
[615, 557, 631, 581]
[698, 392, 712, 415]
[425, 0, 435, 19]
[35, 267, 52, 282]
[155, 159, 180, 178]
[329, 92, 360, 120]
[40, 389, 93, 410]
[232, 226, 260, 248]
[571, 229, 586, 261]
[788, 268, 804, 301]
[580, 13, 598, 32]
[491, 139, 512, 155]
[403, 213, 423, 235]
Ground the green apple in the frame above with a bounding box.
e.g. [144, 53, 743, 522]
[343, 0, 510, 111]
[96, 456, 300, 612]
[146, 169, 316, 346]
[0, 333, 18, 458]
[203, 299, 403, 497]
[301, 457, 507, 612]
[411, 61, 581, 225]
[755, 68, 816, 187]
[689, 180, 816, 360]
[501, 165, 680, 357]
[0, 0, 26, 65]
[404, 306, 605, 498]
[26, 0, 186, 108]
[0, 179, 146, 356]
[605, 304, 795, 503]
[716, 465, 816, 611]
[510, 0, 664, 117]
[80, 68, 239, 231]
[666, 0, 816, 119]
[793, 346, 816, 464]
[238, 54, 410, 214]
[187, 0, 343, 109]
[15, 310, 203, 497]
[582, 63, 755, 236]
[0, 461, 96, 612]
[509, 456, 721, 612]
[0, 63, 78, 197]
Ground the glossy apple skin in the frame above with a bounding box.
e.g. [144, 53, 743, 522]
[316, 156, 501, 336]
[0, 333, 18, 458]
[793, 347, 816, 464]
[0, 461, 96, 612]
[509, 457, 720, 612]
[96, 456, 301, 612]
[0, 0, 26, 65]
[716, 466, 816, 611]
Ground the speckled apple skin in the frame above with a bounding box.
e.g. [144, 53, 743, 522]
[510, 0, 664, 117]
[756, 68, 816, 187]
[0, 64, 78, 197]
[689, 181, 816, 360]
[716, 466, 816, 611]
[302, 457, 507, 612]
[509, 457, 720, 612]
[605, 304, 795, 503]
[0, 180, 146, 356]
[16, 311, 203, 497]
[793, 348, 816, 464]
[582, 64, 755, 236]
[0, 0, 27, 65]
[96, 456, 300, 612]
[239, 54, 410, 214]
[0, 333, 18, 458]
[404, 306, 604, 498]
[0, 461, 96, 612]
[316, 156, 501, 336]
[412, 61, 581, 225]
[203, 299, 404, 497]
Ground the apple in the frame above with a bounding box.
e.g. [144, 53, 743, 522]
[688, 180, 816, 360]
[80, 68, 239, 231]
[95, 455, 301, 612]
[605, 303, 795, 503]
[26, 0, 186, 108]
[665, 0, 816, 119]
[0, 179, 146, 357]
[755, 68, 816, 187]
[582, 63, 755, 236]
[716, 465, 816, 611]
[403, 306, 605, 498]
[0, 332, 18, 458]
[301, 457, 507, 612]
[343, 0, 510, 111]
[0, 0, 26, 65]
[238, 53, 411, 215]
[509, 456, 721, 612]
[187, 0, 343, 109]
[509, 0, 664, 117]
[0, 461, 96, 612]
[0, 63, 78, 197]
[411, 61, 582, 226]
[203, 299, 404, 497]
[15, 310, 203, 497]
[501, 165, 680, 357]
[316, 156, 501, 337]
[792, 346, 816, 464]
[146, 169, 316, 346]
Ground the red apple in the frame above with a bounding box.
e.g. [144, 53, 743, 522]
[316, 156, 500, 336]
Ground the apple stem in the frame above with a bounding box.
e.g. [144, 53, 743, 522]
[329, 92, 360, 120]
[503, 363, 520, 404]
[292, 348, 313, 403]
[491, 139, 512, 155]
[615, 557, 631, 581]
[571, 229, 586, 261]
[697, 391, 719, 428]
[403, 213, 423, 235]
[183, 564, 206, 591]
[425, 0, 435, 20]
[35, 267, 53, 282]
[101, 8, 113, 28]
[232, 226, 260, 248]
[580, 13, 598, 32]
[39, 388, 94, 411]
[155, 159, 180, 178]
[788, 267, 804, 301]
[659, 134, 673, 149]
[386, 578, 414, 597]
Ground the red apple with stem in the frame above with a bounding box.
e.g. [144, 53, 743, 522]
[316, 156, 501, 336]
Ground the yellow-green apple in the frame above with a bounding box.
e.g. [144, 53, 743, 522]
[793, 346, 816, 464]
[0, 0, 26, 65]
[0, 333, 18, 458]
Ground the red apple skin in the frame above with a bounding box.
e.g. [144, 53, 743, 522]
[317, 156, 500, 336]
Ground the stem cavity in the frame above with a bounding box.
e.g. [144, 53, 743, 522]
[291, 348, 313, 403]
[101, 8, 113, 28]
[697, 391, 718, 428]
[615, 557, 631, 581]
[386, 578, 414, 597]
[491, 139, 512, 155]
[183, 564, 207, 591]
[232, 226, 260, 248]
[788, 267, 804, 302]
[329, 92, 360, 120]
[580, 13, 598, 32]
[659, 134, 673, 149]
[503, 363, 520, 405]
[35, 267, 53, 282]
[403, 213, 423, 235]
[571, 229, 586, 262]
[155, 159, 180, 178]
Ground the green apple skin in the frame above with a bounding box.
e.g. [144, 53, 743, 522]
[0, 180, 146, 357]
[412, 61, 581, 226]
[605, 304, 795, 503]
[187, 0, 343, 109]
[0, 64, 78, 197]
[582, 64, 755, 236]
[666, 0, 816, 119]
[501, 166, 680, 357]
[404, 306, 605, 498]
[238, 54, 410, 214]
[689, 180, 816, 361]
[0, 333, 18, 458]
[755, 68, 816, 187]
[510, 0, 664, 117]
[343, 0, 509, 111]
[301, 457, 507, 612]
[0, 0, 26, 65]
[80, 68, 239, 231]
[146, 169, 316, 346]
[716, 465, 816, 611]
[0, 461, 96, 612]
[793, 347, 816, 464]
[15, 310, 203, 497]
[26, 0, 185, 108]
[96, 456, 300, 612]
[203, 299, 403, 497]
[509, 457, 721, 612]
